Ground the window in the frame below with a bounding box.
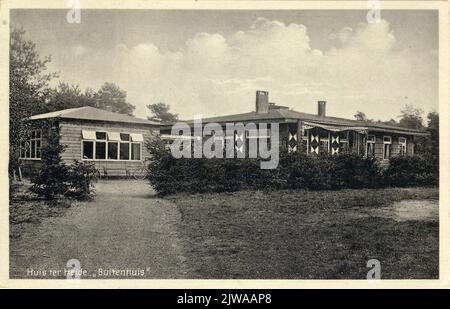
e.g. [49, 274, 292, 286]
[19, 129, 42, 159]
[108, 142, 118, 160]
[366, 135, 375, 157]
[131, 143, 141, 160]
[82, 130, 143, 161]
[83, 141, 94, 159]
[399, 137, 407, 156]
[95, 141, 106, 159]
[96, 132, 107, 140]
[119, 133, 130, 160]
[337, 131, 349, 153]
[383, 136, 392, 160]
[120, 142, 130, 160]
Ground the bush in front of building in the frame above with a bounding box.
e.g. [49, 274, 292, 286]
[65, 160, 98, 200]
[283, 152, 382, 190]
[146, 140, 437, 195]
[30, 124, 69, 200]
[330, 153, 382, 189]
[383, 154, 438, 187]
[30, 123, 98, 200]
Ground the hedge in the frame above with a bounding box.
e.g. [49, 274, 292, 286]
[146, 139, 438, 195]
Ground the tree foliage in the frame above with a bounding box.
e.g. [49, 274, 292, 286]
[44, 82, 96, 112]
[9, 28, 57, 173]
[398, 105, 424, 130]
[30, 121, 68, 199]
[45, 82, 135, 115]
[147, 102, 179, 123]
[9, 28, 136, 176]
[93, 82, 135, 115]
[354, 111, 368, 122]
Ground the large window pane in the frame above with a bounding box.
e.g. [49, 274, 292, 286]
[367, 143, 375, 157]
[36, 140, 41, 158]
[383, 144, 390, 159]
[131, 143, 141, 160]
[25, 142, 31, 158]
[120, 142, 130, 160]
[83, 141, 94, 159]
[95, 141, 106, 159]
[108, 142, 118, 160]
[30, 140, 36, 158]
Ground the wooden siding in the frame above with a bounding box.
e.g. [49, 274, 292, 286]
[370, 132, 413, 166]
[59, 120, 159, 176]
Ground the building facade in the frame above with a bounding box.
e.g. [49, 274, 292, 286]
[20, 92, 428, 178]
[161, 91, 428, 162]
[20, 106, 160, 177]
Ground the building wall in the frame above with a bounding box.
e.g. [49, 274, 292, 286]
[59, 120, 159, 176]
[20, 119, 159, 177]
[370, 131, 413, 164]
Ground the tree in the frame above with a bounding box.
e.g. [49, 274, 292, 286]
[9, 28, 57, 173]
[376, 118, 398, 126]
[398, 104, 424, 130]
[426, 111, 439, 157]
[147, 102, 179, 123]
[30, 121, 68, 199]
[93, 82, 135, 116]
[30, 120, 98, 200]
[354, 111, 368, 122]
[45, 82, 136, 116]
[45, 82, 96, 112]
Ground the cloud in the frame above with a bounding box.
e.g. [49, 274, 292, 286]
[72, 45, 89, 56]
[61, 17, 437, 121]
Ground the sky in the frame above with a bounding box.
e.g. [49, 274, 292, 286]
[11, 9, 438, 120]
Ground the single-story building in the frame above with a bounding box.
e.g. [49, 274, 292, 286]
[20, 91, 429, 177]
[20, 106, 160, 177]
[161, 90, 429, 163]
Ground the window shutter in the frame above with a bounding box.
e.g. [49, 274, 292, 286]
[81, 130, 96, 140]
[130, 133, 144, 142]
[107, 132, 121, 141]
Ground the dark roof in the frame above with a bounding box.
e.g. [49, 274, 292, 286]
[28, 106, 160, 126]
[178, 108, 428, 136]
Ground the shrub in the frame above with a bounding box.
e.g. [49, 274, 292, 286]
[30, 124, 69, 199]
[383, 155, 438, 187]
[146, 138, 436, 195]
[330, 153, 382, 189]
[30, 122, 98, 200]
[65, 160, 98, 200]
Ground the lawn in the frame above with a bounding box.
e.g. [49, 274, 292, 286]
[9, 181, 71, 240]
[167, 187, 439, 279]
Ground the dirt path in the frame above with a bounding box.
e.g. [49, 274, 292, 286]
[10, 180, 190, 279]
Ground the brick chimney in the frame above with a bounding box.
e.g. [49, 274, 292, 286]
[255, 90, 269, 114]
[318, 100, 326, 117]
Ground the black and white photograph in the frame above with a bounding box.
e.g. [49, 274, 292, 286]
[1, 0, 448, 289]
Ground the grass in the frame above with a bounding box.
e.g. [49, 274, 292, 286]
[167, 187, 439, 279]
[9, 181, 71, 239]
